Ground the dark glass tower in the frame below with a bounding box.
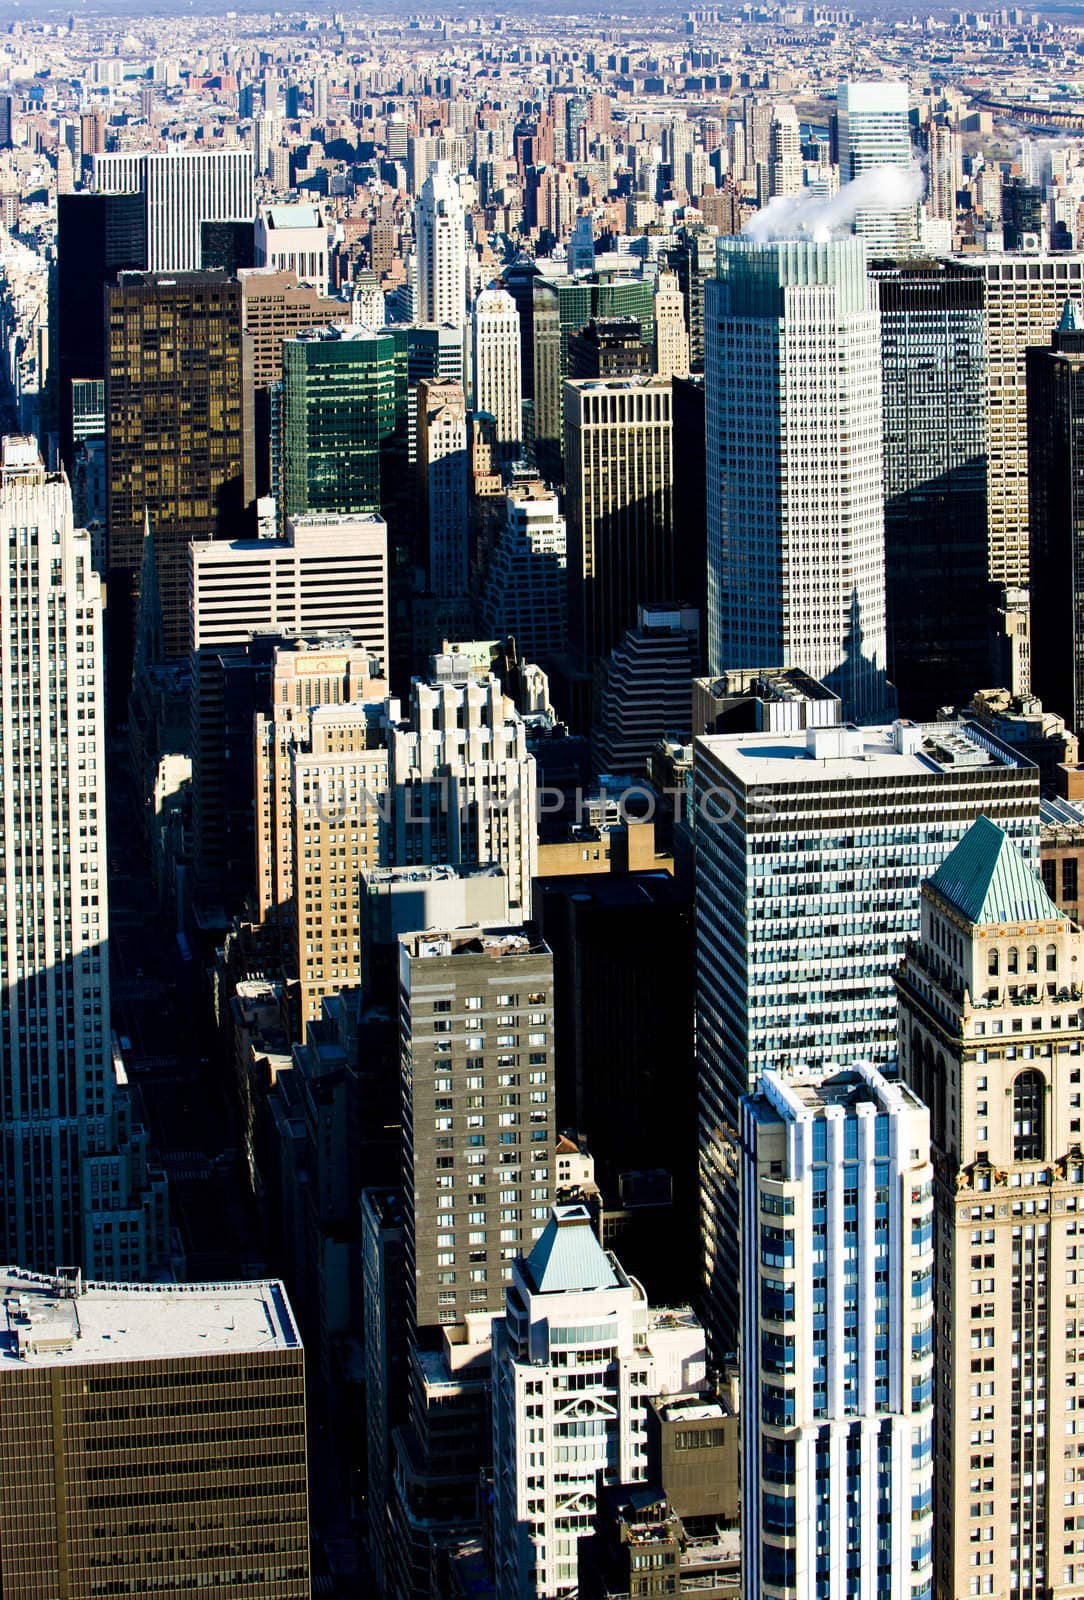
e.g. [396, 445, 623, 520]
[876, 260, 990, 717]
[105, 270, 251, 664]
[56, 192, 145, 470]
[1028, 301, 1084, 730]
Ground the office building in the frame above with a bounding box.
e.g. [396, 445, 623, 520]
[664, 226, 718, 373]
[491, 1204, 707, 1598]
[106, 271, 251, 659]
[55, 192, 145, 470]
[388, 670, 538, 918]
[769, 102, 802, 197]
[740, 1066, 934, 1600]
[472, 287, 522, 462]
[957, 254, 1084, 590]
[239, 268, 342, 496]
[592, 603, 699, 775]
[398, 926, 556, 1339]
[875, 261, 989, 717]
[417, 378, 469, 597]
[694, 717, 1039, 1356]
[0, 441, 168, 1278]
[564, 376, 674, 666]
[654, 270, 690, 380]
[189, 514, 389, 897]
[416, 161, 468, 328]
[836, 79, 916, 254]
[255, 202, 328, 287]
[481, 480, 568, 664]
[253, 645, 390, 1030]
[896, 816, 1084, 1600]
[281, 325, 407, 526]
[200, 218, 256, 275]
[92, 148, 254, 272]
[568, 317, 652, 381]
[0, 1269, 309, 1597]
[254, 638, 388, 930]
[362, 1187, 408, 1597]
[1028, 301, 1084, 731]
[706, 238, 888, 723]
[926, 121, 962, 225]
[532, 273, 655, 477]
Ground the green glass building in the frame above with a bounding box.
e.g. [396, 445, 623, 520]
[532, 273, 656, 481]
[281, 325, 408, 525]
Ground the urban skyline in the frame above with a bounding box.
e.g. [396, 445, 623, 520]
[1, 2, 1084, 1595]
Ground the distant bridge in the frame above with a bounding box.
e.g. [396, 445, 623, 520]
[972, 94, 1084, 133]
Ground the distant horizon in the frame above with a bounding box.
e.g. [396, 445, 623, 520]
[2, 0, 1083, 21]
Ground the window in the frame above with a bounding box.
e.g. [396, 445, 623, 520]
[988, 949, 999, 977]
[1066, 858, 1079, 902]
[1047, 945, 1059, 974]
[1008, 948, 1019, 975]
[1013, 1070, 1045, 1162]
[1026, 946, 1038, 974]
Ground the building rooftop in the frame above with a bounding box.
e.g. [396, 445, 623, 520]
[523, 1204, 620, 1295]
[264, 204, 322, 230]
[753, 1064, 927, 1126]
[0, 1269, 300, 1366]
[928, 814, 1065, 927]
[697, 719, 1029, 787]
[401, 926, 542, 961]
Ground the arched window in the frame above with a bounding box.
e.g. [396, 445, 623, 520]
[1046, 945, 1058, 974]
[1013, 1071, 1046, 1162]
[1026, 946, 1038, 974]
[1008, 947, 1019, 975]
[987, 949, 999, 977]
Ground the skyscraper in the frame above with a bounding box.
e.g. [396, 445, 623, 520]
[1027, 301, 1084, 730]
[398, 925, 556, 1340]
[958, 254, 1084, 592]
[472, 287, 522, 462]
[768, 102, 802, 197]
[653, 270, 690, 380]
[55, 192, 145, 471]
[491, 1205, 706, 1599]
[417, 378, 469, 597]
[481, 480, 568, 664]
[0, 440, 168, 1277]
[91, 148, 254, 273]
[105, 270, 251, 659]
[705, 237, 888, 722]
[0, 1269, 309, 1597]
[740, 1066, 934, 1600]
[415, 161, 468, 328]
[281, 324, 407, 525]
[836, 79, 916, 254]
[695, 717, 1039, 1356]
[564, 375, 675, 666]
[896, 817, 1084, 1600]
[875, 260, 989, 717]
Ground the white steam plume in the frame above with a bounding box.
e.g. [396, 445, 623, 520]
[742, 163, 925, 244]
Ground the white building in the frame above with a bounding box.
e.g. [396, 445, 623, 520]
[705, 236, 887, 722]
[418, 379, 469, 598]
[694, 717, 1039, 1358]
[653, 270, 690, 380]
[416, 160, 468, 329]
[91, 148, 254, 273]
[836, 80, 916, 254]
[388, 672, 538, 917]
[481, 480, 568, 663]
[472, 287, 522, 462]
[189, 511, 389, 666]
[0, 440, 168, 1277]
[741, 1066, 934, 1600]
[255, 203, 328, 289]
[491, 1204, 706, 1599]
[769, 103, 803, 198]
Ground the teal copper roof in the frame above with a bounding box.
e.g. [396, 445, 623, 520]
[928, 815, 1064, 927]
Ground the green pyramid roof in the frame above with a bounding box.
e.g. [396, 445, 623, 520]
[928, 815, 1064, 927]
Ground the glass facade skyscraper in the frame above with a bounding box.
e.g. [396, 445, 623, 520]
[694, 718, 1039, 1358]
[281, 324, 407, 526]
[705, 236, 888, 723]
